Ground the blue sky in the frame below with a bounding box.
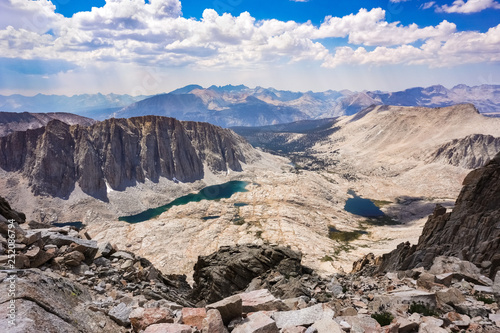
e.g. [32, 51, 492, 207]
[0, 0, 499, 95]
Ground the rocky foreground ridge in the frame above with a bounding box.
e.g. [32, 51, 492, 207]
[1, 214, 500, 333]
[0, 116, 258, 200]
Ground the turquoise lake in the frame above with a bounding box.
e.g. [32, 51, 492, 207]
[344, 190, 385, 217]
[119, 180, 249, 223]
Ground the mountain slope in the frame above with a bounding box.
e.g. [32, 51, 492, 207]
[0, 116, 259, 200]
[0, 111, 96, 137]
[115, 93, 308, 127]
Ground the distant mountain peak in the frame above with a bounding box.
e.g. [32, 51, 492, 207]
[207, 84, 249, 92]
[169, 84, 204, 95]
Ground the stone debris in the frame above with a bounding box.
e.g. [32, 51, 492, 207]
[0, 195, 499, 333]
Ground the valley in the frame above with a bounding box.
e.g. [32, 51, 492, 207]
[1, 103, 499, 283]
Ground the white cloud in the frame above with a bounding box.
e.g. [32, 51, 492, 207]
[389, 0, 411, 2]
[323, 23, 500, 68]
[0, 0, 498, 75]
[421, 1, 436, 10]
[437, 0, 500, 13]
[0, 0, 64, 33]
[311, 8, 456, 46]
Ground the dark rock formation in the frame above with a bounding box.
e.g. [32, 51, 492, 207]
[373, 152, 500, 278]
[0, 196, 25, 223]
[0, 116, 258, 200]
[428, 134, 500, 169]
[0, 111, 96, 137]
[190, 244, 306, 304]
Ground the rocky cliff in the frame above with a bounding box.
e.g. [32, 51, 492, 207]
[428, 134, 500, 169]
[0, 116, 258, 200]
[0, 111, 96, 137]
[371, 151, 500, 278]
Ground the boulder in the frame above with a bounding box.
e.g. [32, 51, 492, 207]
[96, 241, 115, 258]
[129, 307, 174, 332]
[201, 309, 228, 333]
[417, 273, 438, 290]
[339, 307, 357, 316]
[181, 307, 206, 329]
[108, 302, 133, 326]
[22, 231, 41, 246]
[282, 297, 308, 310]
[337, 315, 381, 333]
[144, 323, 193, 333]
[272, 304, 334, 329]
[232, 312, 279, 333]
[239, 289, 289, 313]
[63, 251, 85, 267]
[206, 295, 242, 325]
[395, 317, 419, 333]
[26, 247, 55, 268]
[435, 287, 465, 307]
[111, 251, 134, 260]
[419, 322, 447, 333]
[309, 317, 343, 333]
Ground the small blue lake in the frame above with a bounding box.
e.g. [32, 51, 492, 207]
[344, 190, 385, 218]
[119, 180, 249, 224]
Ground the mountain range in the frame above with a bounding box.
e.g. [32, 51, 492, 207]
[1, 84, 499, 127]
[0, 93, 148, 120]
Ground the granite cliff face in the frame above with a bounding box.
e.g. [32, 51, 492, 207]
[373, 152, 500, 278]
[0, 116, 257, 200]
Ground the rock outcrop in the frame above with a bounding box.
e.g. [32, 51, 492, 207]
[371, 152, 500, 278]
[0, 111, 96, 137]
[0, 196, 25, 223]
[0, 116, 258, 200]
[190, 244, 307, 304]
[428, 134, 500, 169]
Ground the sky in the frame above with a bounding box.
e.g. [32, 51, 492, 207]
[0, 0, 499, 96]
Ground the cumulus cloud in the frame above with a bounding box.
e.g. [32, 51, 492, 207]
[323, 23, 500, 68]
[0, 0, 63, 33]
[0, 0, 499, 73]
[437, 0, 500, 13]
